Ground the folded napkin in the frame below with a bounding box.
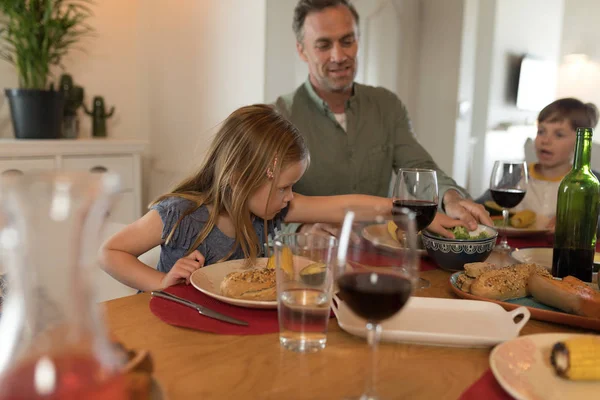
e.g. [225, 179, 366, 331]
[149, 284, 279, 335]
[459, 369, 512, 400]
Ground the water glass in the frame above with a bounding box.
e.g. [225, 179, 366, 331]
[274, 233, 338, 353]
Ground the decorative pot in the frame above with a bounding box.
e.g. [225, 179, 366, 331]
[4, 88, 65, 139]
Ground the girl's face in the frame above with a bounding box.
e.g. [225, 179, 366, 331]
[248, 160, 308, 220]
[535, 118, 576, 169]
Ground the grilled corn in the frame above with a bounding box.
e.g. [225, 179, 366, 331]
[550, 336, 600, 380]
[510, 210, 536, 228]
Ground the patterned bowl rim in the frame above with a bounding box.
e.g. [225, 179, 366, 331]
[421, 224, 498, 243]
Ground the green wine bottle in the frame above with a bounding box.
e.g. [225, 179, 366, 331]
[552, 128, 600, 282]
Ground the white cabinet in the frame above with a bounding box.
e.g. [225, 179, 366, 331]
[0, 139, 147, 224]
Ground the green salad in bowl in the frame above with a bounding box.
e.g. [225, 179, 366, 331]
[446, 226, 492, 240]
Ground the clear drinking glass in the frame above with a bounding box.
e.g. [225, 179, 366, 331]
[274, 232, 338, 353]
[489, 161, 528, 252]
[0, 172, 130, 399]
[336, 206, 418, 400]
[393, 168, 438, 289]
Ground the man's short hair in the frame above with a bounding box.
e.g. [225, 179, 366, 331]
[292, 0, 359, 42]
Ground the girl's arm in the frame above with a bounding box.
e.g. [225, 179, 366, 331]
[285, 193, 391, 224]
[99, 210, 167, 291]
[286, 193, 465, 238]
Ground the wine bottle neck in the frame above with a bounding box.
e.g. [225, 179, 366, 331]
[573, 128, 594, 170]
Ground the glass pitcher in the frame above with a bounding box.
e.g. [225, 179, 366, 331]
[0, 171, 129, 399]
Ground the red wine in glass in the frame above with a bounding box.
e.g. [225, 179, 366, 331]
[490, 189, 526, 209]
[393, 199, 437, 232]
[489, 161, 528, 252]
[337, 272, 412, 322]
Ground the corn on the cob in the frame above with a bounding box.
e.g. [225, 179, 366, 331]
[550, 336, 600, 380]
[510, 210, 536, 228]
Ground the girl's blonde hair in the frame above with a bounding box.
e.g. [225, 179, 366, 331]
[151, 104, 309, 262]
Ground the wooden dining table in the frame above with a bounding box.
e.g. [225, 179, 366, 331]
[103, 255, 590, 400]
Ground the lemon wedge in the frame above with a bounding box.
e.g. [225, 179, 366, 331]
[387, 220, 398, 242]
[266, 246, 294, 276]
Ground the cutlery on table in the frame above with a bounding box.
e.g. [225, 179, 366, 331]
[150, 290, 249, 326]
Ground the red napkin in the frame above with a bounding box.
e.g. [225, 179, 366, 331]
[459, 369, 513, 400]
[149, 284, 279, 335]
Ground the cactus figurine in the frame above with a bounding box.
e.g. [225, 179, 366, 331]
[59, 74, 85, 138]
[84, 96, 115, 137]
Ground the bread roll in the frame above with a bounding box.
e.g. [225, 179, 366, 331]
[220, 268, 276, 301]
[464, 262, 497, 278]
[529, 274, 600, 319]
[470, 263, 550, 301]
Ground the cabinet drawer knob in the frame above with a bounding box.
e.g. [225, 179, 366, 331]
[1, 169, 24, 176]
[90, 166, 108, 173]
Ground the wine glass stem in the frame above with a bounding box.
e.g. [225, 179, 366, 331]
[362, 322, 382, 400]
[500, 208, 509, 248]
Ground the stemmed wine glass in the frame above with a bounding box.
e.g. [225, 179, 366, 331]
[489, 160, 528, 252]
[336, 206, 418, 400]
[393, 168, 438, 289]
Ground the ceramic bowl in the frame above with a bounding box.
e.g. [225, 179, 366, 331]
[421, 225, 498, 271]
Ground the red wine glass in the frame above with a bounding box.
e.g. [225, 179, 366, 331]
[393, 168, 438, 289]
[336, 206, 419, 400]
[489, 160, 528, 252]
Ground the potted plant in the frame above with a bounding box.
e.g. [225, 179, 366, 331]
[0, 0, 93, 139]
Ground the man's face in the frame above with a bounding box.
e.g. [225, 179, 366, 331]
[297, 5, 358, 94]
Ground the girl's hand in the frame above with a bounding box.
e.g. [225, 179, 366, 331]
[160, 250, 205, 289]
[426, 213, 465, 239]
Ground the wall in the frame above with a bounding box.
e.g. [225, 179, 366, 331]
[0, 1, 146, 140]
[143, 0, 267, 201]
[0, 1, 267, 205]
[486, 0, 564, 129]
[556, 0, 600, 122]
[468, 0, 565, 198]
[413, 0, 471, 187]
[264, 0, 305, 103]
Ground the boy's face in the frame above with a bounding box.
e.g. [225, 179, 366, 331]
[535, 119, 576, 169]
[248, 160, 307, 220]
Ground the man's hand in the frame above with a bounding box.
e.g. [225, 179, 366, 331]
[427, 213, 465, 238]
[443, 189, 493, 230]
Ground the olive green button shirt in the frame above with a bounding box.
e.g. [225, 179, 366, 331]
[275, 79, 468, 201]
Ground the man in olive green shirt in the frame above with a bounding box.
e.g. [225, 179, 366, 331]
[275, 0, 491, 234]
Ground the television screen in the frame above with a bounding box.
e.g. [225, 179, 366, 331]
[516, 56, 557, 111]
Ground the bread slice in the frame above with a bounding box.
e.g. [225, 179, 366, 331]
[464, 262, 497, 278]
[220, 268, 276, 301]
[470, 263, 550, 301]
[529, 274, 600, 318]
[456, 273, 474, 292]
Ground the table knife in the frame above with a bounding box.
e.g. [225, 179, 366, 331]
[151, 290, 249, 326]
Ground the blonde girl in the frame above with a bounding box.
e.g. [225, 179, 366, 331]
[101, 105, 461, 291]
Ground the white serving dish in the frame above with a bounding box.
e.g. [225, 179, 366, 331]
[332, 295, 530, 347]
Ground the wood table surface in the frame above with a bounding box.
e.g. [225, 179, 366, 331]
[103, 267, 589, 400]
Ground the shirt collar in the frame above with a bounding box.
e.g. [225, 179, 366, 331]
[303, 77, 358, 114]
[528, 163, 567, 182]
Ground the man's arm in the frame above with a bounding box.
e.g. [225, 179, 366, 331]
[390, 95, 492, 229]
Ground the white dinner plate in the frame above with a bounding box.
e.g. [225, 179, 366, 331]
[190, 258, 277, 309]
[493, 214, 552, 237]
[332, 295, 530, 347]
[362, 223, 426, 256]
[490, 333, 600, 400]
[511, 247, 600, 272]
